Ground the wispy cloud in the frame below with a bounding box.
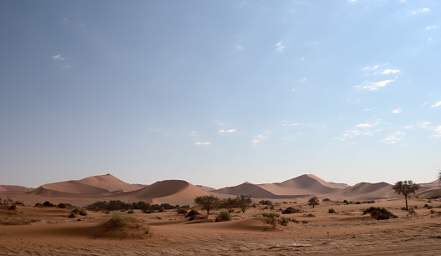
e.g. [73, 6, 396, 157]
[342, 120, 381, 140]
[425, 25, 438, 31]
[355, 79, 395, 91]
[434, 126, 441, 137]
[218, 128, 237, 134]
[194, 141, 211, 146]
[411, 7, 431, 16]
[383, 131, 405, 144]
[382, 69, 400, 75]
[431, 101, 441, 108]
[251, 131, 271, 144]
[52, 54, 65, 61]
[275, 41, 286, 52]
[392, 108, 402, 114]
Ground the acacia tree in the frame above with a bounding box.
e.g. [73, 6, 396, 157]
[393, 180, 420, 210]
[238, 195, 252, 213]
[308, 196, 320, 208]
[194, 196, 220, 215]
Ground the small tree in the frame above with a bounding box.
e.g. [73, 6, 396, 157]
[194, 196, 220, 215]
[238, 195, 252, 213]
[308, 196, 319, 208]
[393, 180, 420, 210]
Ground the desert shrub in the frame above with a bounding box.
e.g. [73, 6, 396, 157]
[424, 204, 432, 209]
[363, 207, 397, 220]
[87, 200, 178, 212]
[42, 201, 55, 207]
[185, 209, 201, 221]
[127, 209, 134, 214]
[304, 213, 316, 217]
[343, 200, 352, 205]
[68, 213, 76, 218]
[259, 200, 273, 206]
[57, 203, 67, 209]
[261, 212, 280, 227]
[282, 207, 301, 214]
[143, 209, 153, 214]
[278, 217, 290, 226]
[8, 205, 16, 211]
[71, 208, 87, 216]
[328, 208, 336, 214]
[215, 211, 231, 222]
[322, 198, 331, 202]
[176, 208, 188, 215]
[408, 207, 417, 216]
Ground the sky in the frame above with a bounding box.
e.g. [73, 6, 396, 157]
[1, 0, 441, 188]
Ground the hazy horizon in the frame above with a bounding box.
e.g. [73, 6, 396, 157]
[1, 0, 441, 188]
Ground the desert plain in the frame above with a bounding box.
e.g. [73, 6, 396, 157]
[1, 174, 441, 256]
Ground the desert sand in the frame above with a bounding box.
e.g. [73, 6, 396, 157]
[1, 174, 441, 255]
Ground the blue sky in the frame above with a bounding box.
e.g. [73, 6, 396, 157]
[1, 0, 440, 188]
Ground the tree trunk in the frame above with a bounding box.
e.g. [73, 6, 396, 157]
[405, 194, 408, 210]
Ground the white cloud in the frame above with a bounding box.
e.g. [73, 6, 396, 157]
[434, 126, 441, 137]
[425, 25, 438, 31]
[383, 131, 405, 144]
[275, 41, 286, 52]
[356, 123, 374, 129]
[218, 128, 237, 134]
[431, 101, 441, 108]
[362, 64, 380, 73]
[235, 43, 244, 51]
[251, 131, 271, 144]
[194, 141, 211, 146]
[355, 79, 395, 91]
[52, 54, 65, 61]
[281, 122, 303, 127]
[411, 8, 431, 16]
[392, 108, 402, 114]
[382, 69, 400, 75]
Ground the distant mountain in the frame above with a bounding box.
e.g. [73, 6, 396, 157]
[259, 174, 348, 196]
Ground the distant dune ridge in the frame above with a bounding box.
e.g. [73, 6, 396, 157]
[0, 173, 439, 206]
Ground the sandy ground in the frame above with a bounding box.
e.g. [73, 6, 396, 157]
[1, 199, 441, 256]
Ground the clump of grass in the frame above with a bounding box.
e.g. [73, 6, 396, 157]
[363, 207, 397, 220]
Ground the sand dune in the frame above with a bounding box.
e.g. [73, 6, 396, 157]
[120, 180, 211, 205]
[214, 182, 280, 198]
[79, 174, 145, 192]
[0, 185, 30, 193]
[330, 182, 396, 200]
[258, 174, 347, 196]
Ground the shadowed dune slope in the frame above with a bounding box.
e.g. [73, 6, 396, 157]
[0, 185, 30, 193]
[33, 181, 110, 196]
[214, 182, 279, 198]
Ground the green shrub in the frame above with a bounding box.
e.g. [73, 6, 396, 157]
[215, 211, 231, 222]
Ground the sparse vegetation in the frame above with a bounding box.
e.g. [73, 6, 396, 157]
[393, 180, 420, 210]
[194, 196, 220, 215]
[308, 196, 319, 208]
[87, 200, 177, 212]
[328, 208, 336, 214]
[259, 200, 273, 206]
[177, 208, 188, 215]
[363, 207, 397, 220]
[215, 211, 231, 222]
[70, 208, 87, 217]
[94, 213, 149, 239]
[322, 198, 331, 202]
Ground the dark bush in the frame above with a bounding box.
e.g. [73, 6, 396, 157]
[322, 198, 331, 202]
[177, 208, 188, 215]
[8, 205, 16, 211]
[259, 200, 273, 206]
[328, 208, 336, 214]
[282, 207, 302, 214]
[185, 209, 201, 221]
[363, 207, 397, 220]
[127, 209, 134, 214]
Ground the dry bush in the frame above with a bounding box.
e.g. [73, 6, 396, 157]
[328, 208, 336, 214]
[282, 207, 302, 214]
[363, 207, 397, 220]
[185, 209, 201, 221]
